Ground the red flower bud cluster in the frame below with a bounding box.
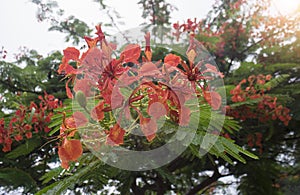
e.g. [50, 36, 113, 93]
[0, 93, 61, 152]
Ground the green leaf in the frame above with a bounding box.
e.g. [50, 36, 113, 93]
[192, 132, 257, 164]
[229, 98, 263, 108]
[262, 74, 289, 90]
[5, 136, 41, 159]
[36, 160, 100, 194]
[39, 167, 63, 185]
[236, 145, 259, 160]
[35, 181, 60, 195]
[265, 63, 300, 72]
[0, 168, 37, 192]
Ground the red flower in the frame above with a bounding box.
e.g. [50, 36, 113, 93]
[24, 124, 32, 131]
[148, 102, 167, 119]
[95, 24, 106, 42]
[58, 47, 80, 75]
[25, 132, 32, 139]
[91, 102, 105, 121]
[2, 138, 12, 152]
[121, 44, 141, 64]
[140, 115, 157, 142]
[138, 62, 161, 77]
[163, 51, 222, 110]
[14, 134, 23, 141]
[84, 36, 99, 48]
[58, 139, 83, 169]
[98, 59, 127, 104]
[204, 91, 222, 110]
[164, 54, 181, 67]
[63, 47, 80, 61]
[58, 112, 87, 169]
[106, 123, 126, 146]
[73, 78, 93, 97]
[80, 47, 104, 81]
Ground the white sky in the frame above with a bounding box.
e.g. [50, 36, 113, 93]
[0, 0, 214, 61]
[0, 0, 297, 62]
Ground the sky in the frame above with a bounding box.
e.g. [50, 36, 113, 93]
[0, 0, 215, 62]
[1, 0, 298, 62]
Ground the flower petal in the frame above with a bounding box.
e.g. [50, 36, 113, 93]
[121, 44, 141, 64]
[106, 123, 125, 146]
[164, 54, 181, 67]
[91, 102, 105, 121]
[63, 47, 80, 61]
[140, 116, 157, 142]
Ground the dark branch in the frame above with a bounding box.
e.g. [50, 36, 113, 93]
[185, 166, 222, 195]
[0, 79, 41, 95]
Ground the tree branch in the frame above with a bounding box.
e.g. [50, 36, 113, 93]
[185, 169, 222, 195]
[0, 79, 41, 95]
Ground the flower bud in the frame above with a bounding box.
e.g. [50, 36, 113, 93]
[75, 91, 87, 108]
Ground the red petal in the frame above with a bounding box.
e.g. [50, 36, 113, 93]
[204, 91, 222, 110]
[106, 123, 125, 146]
[63, 47, 80, 61]
[164, 54, 181, 67]
[66, 78, 73, 98]
[121, 44, 141, 64]
[204, 64, 224, 78]
[140, 116, 157, 142]
[148, 101, 167, 119]
[58, 139, 83, 169]
[91, 102, 105, 121]
[95, 24, 105, 41]
[111, 88, 124, 109]
[74, 78, 92, 97]
[58, 57, 76, 75]
[144, 32, 152, 61]
[139, 62, 160, 76]
[84, 36, 99, 48]
[179, 106, 190, 126]
[73, 111, 88, 127]
[81, 47, 103, 70]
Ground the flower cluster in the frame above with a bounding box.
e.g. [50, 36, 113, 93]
[0, 93, 61, 152]
[227, 74, 291, 126]
[57, 25, 224, 168]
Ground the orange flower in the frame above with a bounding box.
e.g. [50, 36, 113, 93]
[204, 91, 222, 110]
[58, 139, 83, 169]
[121, 44, 141, 64]
[140, 115, 157, 142]
[106, 123, 126, 146]
[164, 53, 181, 67]
[58, 112, 87, 169]
[91, 102, 105, 121]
